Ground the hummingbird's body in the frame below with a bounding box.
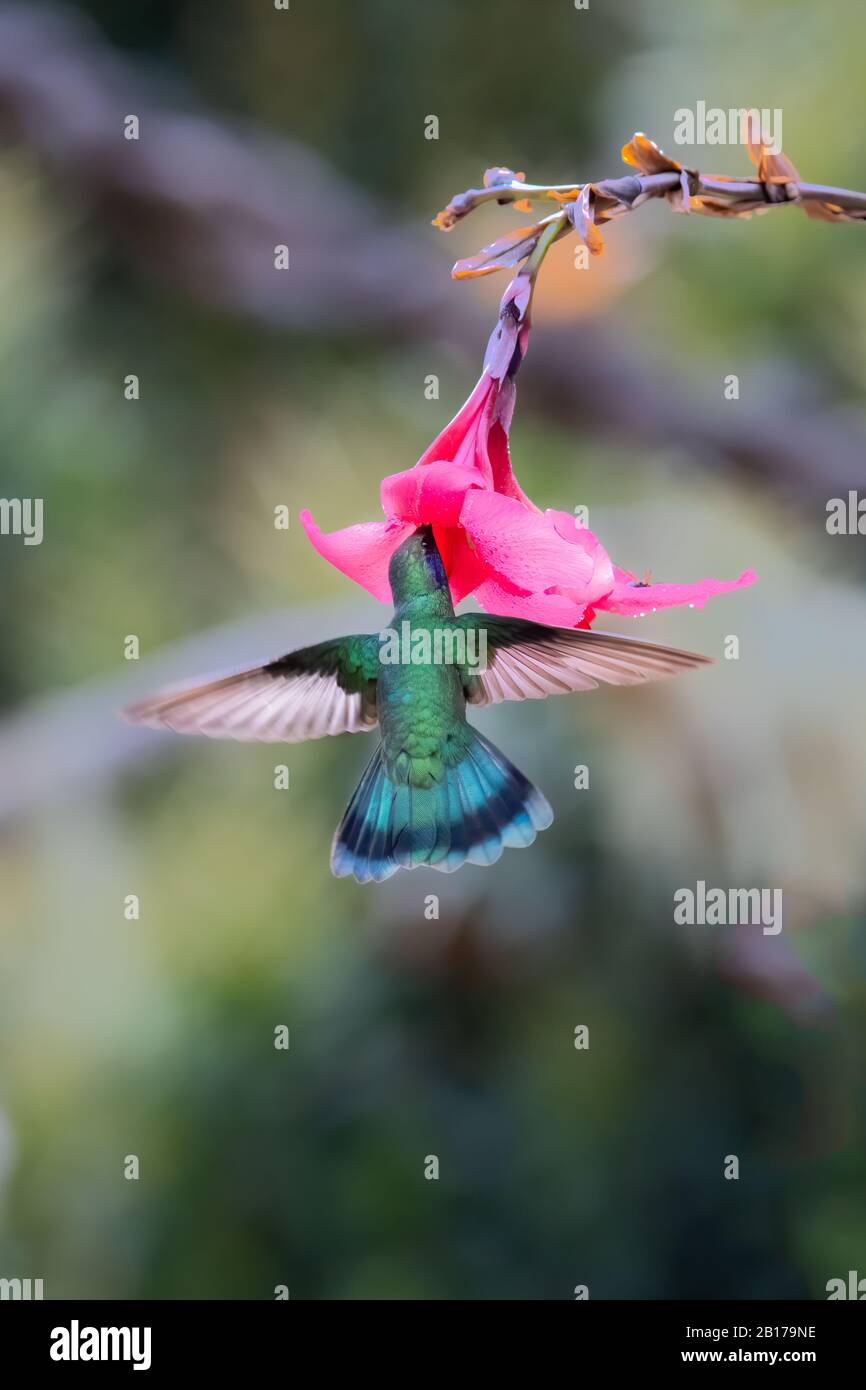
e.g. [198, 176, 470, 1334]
[125, 526, 711, 882]
[377, 572, 465, 789]
[330, 527, 553, 879]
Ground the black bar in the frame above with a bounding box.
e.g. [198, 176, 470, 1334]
[1, 1298, 862, 1373]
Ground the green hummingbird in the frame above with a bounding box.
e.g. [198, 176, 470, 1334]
[125, 525, 710, 882]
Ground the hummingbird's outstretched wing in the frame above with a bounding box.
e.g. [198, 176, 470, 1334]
[455, 616, 712, 705]
[123, 636, 379, 742]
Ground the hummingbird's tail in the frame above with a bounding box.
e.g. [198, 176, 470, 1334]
[331, 729, 553, 884]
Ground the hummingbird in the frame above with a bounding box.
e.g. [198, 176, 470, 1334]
[124, 525, 711, 883]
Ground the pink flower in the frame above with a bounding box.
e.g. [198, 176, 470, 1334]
[300, 274, 755, 627]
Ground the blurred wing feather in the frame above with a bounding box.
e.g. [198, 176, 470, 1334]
[123, 638, 378, 743]
[459, 617, 711, 706]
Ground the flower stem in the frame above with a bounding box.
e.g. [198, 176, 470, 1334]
[524, 211, 570, 280]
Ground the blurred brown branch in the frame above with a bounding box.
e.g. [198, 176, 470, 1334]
[0, 5, 863, 509]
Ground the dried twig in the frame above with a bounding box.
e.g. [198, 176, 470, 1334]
[435, 131, 866, 278]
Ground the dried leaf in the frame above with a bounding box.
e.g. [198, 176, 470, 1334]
[744, 113, 800, 183]
[622, 133, 694, 212]
[621, 132, 682, 176]
[690, 196, 762, 219]
[483, 167, 525, 189]
[743, 117, 852, 222]
[433, 199, 470, 231]
[592, 177, 646, 218]
[567, 184, 605, 255]
[434, 170, 529, 230]
[452, 223, 545, 279]
[665, 167, 691, 213]
[546, 187, 583, 204]
[803, 198, 866, 223]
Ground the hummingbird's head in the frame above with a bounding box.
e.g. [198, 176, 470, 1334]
[388, 524, 448, 599]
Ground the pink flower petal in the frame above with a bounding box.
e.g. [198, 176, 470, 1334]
[298, 510, 413, 604]
[381, 460, 485, 527]
[546, 509, 617, 591]
[414, 372, 493, 472]
[460, 492, 616, 603]
[601, 567, 757, 616]
[472, 575, 594, 627]
[432, 526, 490, 604]
[486, 380, 539, 509]
[300, 265, 756, 631]
[411, 355, 534, 502]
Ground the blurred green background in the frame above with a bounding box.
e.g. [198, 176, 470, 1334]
[1, 0, 865, 1299]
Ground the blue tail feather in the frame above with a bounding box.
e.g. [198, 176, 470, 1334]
[331, 728, 553, 884]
